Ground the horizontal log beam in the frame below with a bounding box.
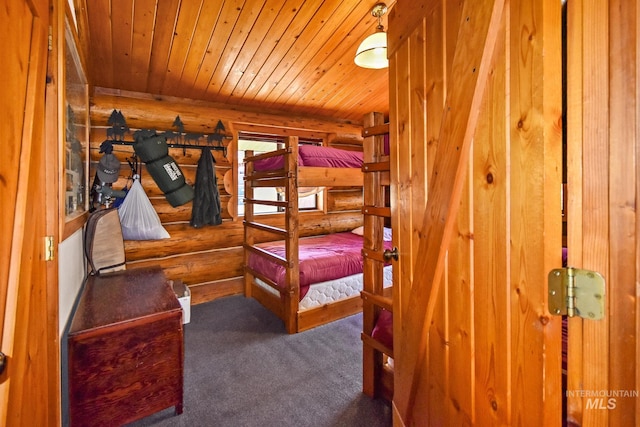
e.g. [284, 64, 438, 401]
[91, 88, 363, 135]
[127, 246, 244, 285]
[190, 277, 243, 305]
[326, 189, 363, 212]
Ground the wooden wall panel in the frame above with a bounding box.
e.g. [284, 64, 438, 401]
[389, 22, 416, 337]
[389, 0, 562, 424]
[606, 2, 638, 424]
[420, 7, 446, 426]
[508, 0, 563, 425]
[444, 0, 474, 421]
[472, 13, 510, 426]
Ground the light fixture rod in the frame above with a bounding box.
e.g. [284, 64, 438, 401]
[371, 3, 387, 31]
[371, 3, 388, 19]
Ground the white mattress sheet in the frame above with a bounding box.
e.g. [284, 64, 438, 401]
[254, 265, 392, 311]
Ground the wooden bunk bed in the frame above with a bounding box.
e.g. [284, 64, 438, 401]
[243, 135, 372, 334]
[360, 112, 394, 401]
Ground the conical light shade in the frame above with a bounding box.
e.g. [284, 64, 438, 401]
[354, 31, 388, 69]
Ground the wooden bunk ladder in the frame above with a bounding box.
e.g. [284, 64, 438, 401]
[243, 138, 300, 333]
[361, 112, 393, 400]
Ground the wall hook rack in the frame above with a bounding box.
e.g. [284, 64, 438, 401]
[103, 110, 231, 157]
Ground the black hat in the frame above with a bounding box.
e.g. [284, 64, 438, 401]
[97, 153, 121, 183]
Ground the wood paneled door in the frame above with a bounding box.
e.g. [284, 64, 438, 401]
[388, 0, 640, 425]
[565, 0, 640, 425]
[388, 0, 564, 425]
[0, 0, 56, 425]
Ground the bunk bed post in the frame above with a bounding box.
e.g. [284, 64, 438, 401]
[244, 150, 255, 298]
[284, 136, 300, 334]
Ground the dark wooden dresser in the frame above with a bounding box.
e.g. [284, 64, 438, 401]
[68, 266, 184, 426]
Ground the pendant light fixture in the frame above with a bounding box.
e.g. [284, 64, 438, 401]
[354, 3, 389, 69]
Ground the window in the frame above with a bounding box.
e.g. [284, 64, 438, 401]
[237, 135, 323, 216]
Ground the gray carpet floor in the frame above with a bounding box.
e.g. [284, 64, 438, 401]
[127, 295, 392, 427]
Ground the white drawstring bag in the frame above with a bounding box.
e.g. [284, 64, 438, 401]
[118, 176, 170, 240]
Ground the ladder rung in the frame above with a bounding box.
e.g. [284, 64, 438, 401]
[245, 266, 282, 293]
[361, 290, 393, 311]
[244, 148, 289, 163]
[244, 221, 288, 237]
[362, 247, 386, 263]
[361, 332, 394, 358]
[362, 161, 390, 172]
[246, 170, 291, 180]
[251, 178, 289, 188]
[362, 123, 389, 137]
[362, 206, 391, 217]
[244, 244, 289, 267]
[244, 198, 289, 208]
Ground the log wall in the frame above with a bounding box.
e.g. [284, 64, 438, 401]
[89, 89, 364, 304]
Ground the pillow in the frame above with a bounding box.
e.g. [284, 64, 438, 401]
[383, 227, 392, 242]
[352, 226, 392, 241]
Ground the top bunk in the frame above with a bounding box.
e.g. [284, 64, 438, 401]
[243, 135, 364, 188]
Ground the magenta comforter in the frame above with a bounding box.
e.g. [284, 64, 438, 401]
[253, 145, 363, 171]
[248, 232, 386, 300]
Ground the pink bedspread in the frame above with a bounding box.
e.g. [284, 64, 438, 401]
[248, 231, 389, 300]
[253, 145, 363, 171]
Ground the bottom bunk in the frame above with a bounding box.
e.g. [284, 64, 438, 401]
[244, 231, 392, 333]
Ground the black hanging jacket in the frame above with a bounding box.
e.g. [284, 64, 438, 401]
[190, 148, 222, 227]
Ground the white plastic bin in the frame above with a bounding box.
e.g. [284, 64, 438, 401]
[171, 280, 191, 324]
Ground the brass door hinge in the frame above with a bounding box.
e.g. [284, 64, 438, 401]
[44, 236, 55, 261]
[548, 267, 605, 319]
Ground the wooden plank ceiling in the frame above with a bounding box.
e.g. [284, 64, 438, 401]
[77, 0, 395, 125]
